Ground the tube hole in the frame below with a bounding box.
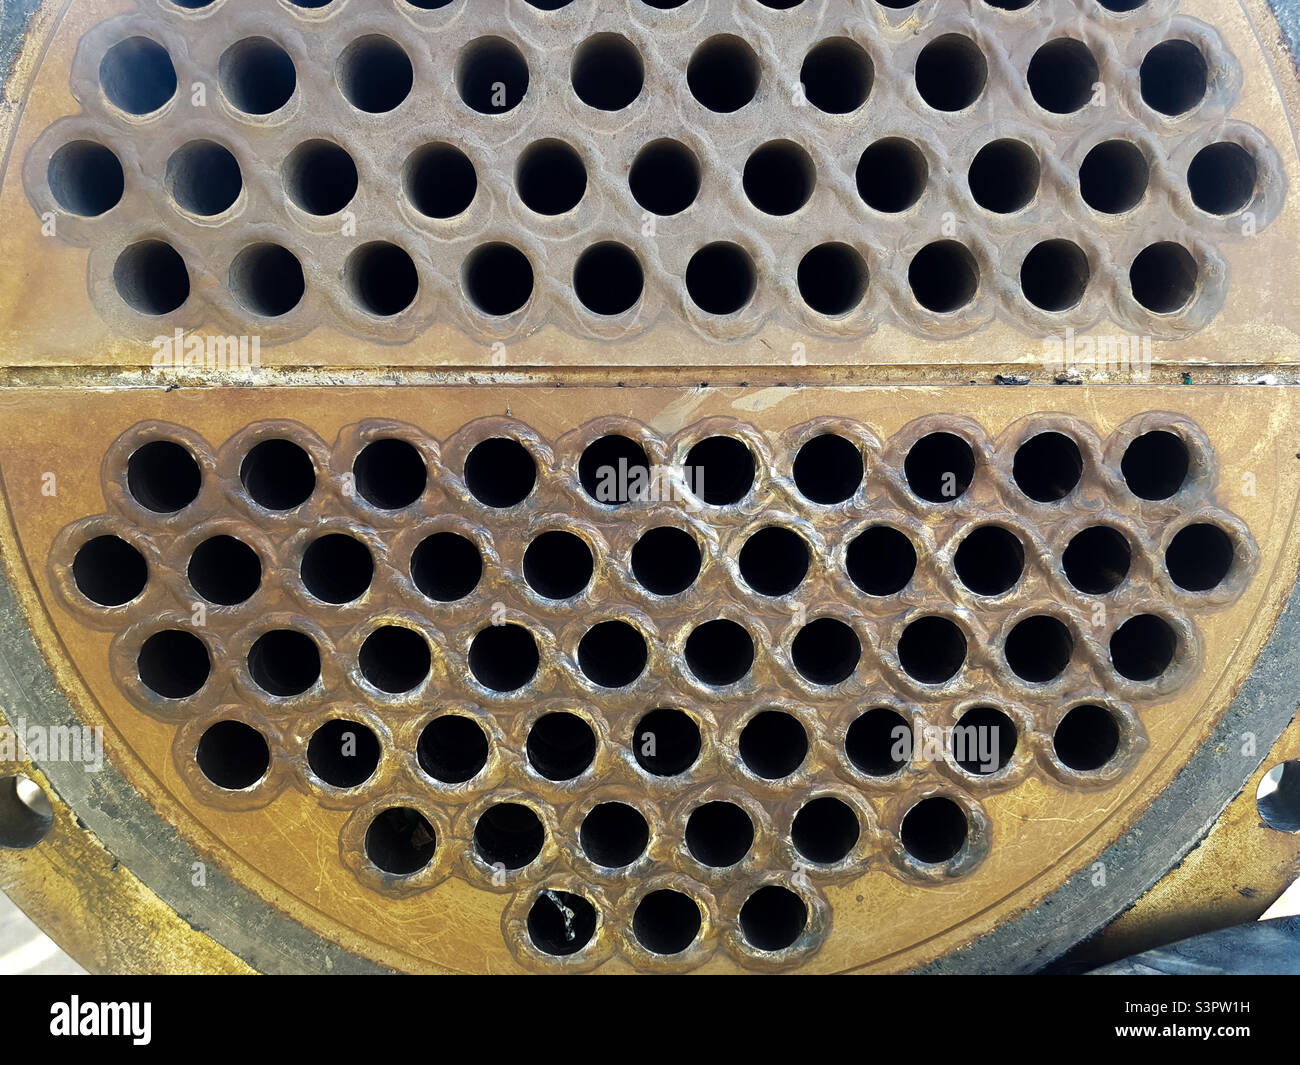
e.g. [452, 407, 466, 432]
[524, 531, 594, 600]
[137, 629, 210, 699]
[953, 525, 1025, 596]
[0, 776, 54, 850]
[1020, 239, 1090, 312]
[952, 706, 1016, 775]
[915, 34, 986, 112]
[792, 618, 861, 686]
[684, 435, 755, 505]
[166, 140, 241, 216]
[48, 141, 123, 217]
[127, 440, 201, 513]
[580, 435, 651, 505]
[846, 526, 916, 596]
[739, 886, 807, 952]
[574, 242, 644, 316]
[353, 439, 427, 510]
[1122, 429, 1190, 499]
[685, 801, 754, 867]
[1189, 143, 1257, 216]
[458, 37, 529, 114]
[1256, 761, 1300, 834]
[219, 37, 295, 115]
[909, 241, 979, 313]
[464, 437, 537, 507]
[101, 37, 177, 115]
[240, 439, 315, 510]
[792, 797, 859, 864]
[800, 38, 873, 114]
[196, 720, 269, 790]
[411, 532, 482, 602]
[898, 616, 966, 684]
[967, 139, 1039, 213]
[1166, 523, 1235, 592]
[743, 140, 815, 215]
[249, 628, 321, 697]
[632, 527, 702, 596]
[1013, 432, 1083, 502]
[1054, 704, 1121, 772]
[846, 707, 910, 776]
[404, 143, 477, 219]
[685, 619, 755, 687]
[1080, 140, 1149, 214]
[188, 535, 261, 606]
[307, 719, 381, 788]
[629, 139, 701, 216]
[797, 243, 869, 317]
[469, 623, 539, 693]
[526, 711, 596, 780]
[580, 802, 649, 867]
[337, 35, 412, 113]
[1005, 615, 1073, 682]
[572, 33, 643, 111]
[301, 533, 373, 604]
[527, 891, 597, 957]
[418, 715, 489, 784]
[114, 241, 190, 316]
[365, 807, 436, 875]
[685, 243, 757, 316]
[633, 707, 701, 776]
[229, 243, 305, 318]
[1063, 526, 1131, 594]
[687, 35, 760, 113]
[75, 535, 147, 606]
[1028, 39, 1099, 114]
[344, 242, 419, 317]
[794, 433, 864, 504]
[905, 431, 975, 502]
[1140, 39, 1208, 116]
[633, 890, 701, 955]
[738, 526, 810, 597]
[900, 797, 968, 864]
[284, 140, 358, 215]
[516, 140, 587, 215]
[464, 243, 534, 316]
[739, 709, 808, 779]
[577, 620, 648, 688]
[1110, 614, 1178, 681]
[359, 625, 430, 695]
[856, 138, 928, 212]
[475, 803, 544, 870]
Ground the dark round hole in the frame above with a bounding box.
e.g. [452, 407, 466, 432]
[458, 37, 529, 114]
[685, 801, 754, 867]
[798, 243, 869, 317]
[1166, 523, 1235, 592]
[915, 34, 986, 112]
[284, 140, 358, 215]
[411, 532, 482, 602]
[1080, 140, 1149, 214]
[365, 807, 436, 876]
[219, 37, 295, 115]
[344, 242, 419, 317]
[74, 535, 147, 606]
[572, 33, 643, 111]
[687, 35, 759, 113]
[301, 533, 372, 604]
[114, 241, 190, 315]
[633, 890, 701, 955]
[574, 242, 644, 315]
[229, 243, 305, 318]
[470, 624, 540, 693]
[793, 434, 864, 504]
[1140, 39, 1208, 116]
[792, 797, 859, 864]
[856, 138, 928, 212]
[0, 776, 52, 849]
[47, 141, 124, 217]
[739, 710, 808, 779]
[1054, 704, 1121, 772]
[1189, 143, 1258, 216]
[743, 140, 815, 216]
[358, 625, 431, 694]
[633, 707, 701, 776]
[101, 37, 177, 115]
[475, 803, 544, 870]
[739, 886, 807, 952]
[464, 437, 537, 507]
[516, 140, 587, 215]
[952, 706, 1016, 775]
[580, 802, 649, 867]
[1063, 526, 1131, 594]
[1110, 614, 1178, 681]
[684, 435, 755, 505]
[1257, 763, 1300, 833]
[1005, 615, 1073, 682]
[578, 620, 648, 688]
[127, 440, 201, 513]
[800, 37, 873, 114]
[527, 890, 598, 957]
[1021, 239, 1090, 312]
[307, 719, 381, 788]
[909, 241, 980, 313]
[404, 143, 477, 219]
[632, 527, 702, 596]
[196, 721, 269, 791]
[464, 243, 534, 316]
[188, 535, 261, 606]
[905, 431, 975, 502]
[898, 616, 966, 684]
[1028, 38, 1099, 114]
[685, 243, 757, 316]
[418, 715, 489, 784]
[968, 139, 1039, 213]
[738, 526, 810, 597]
[685, 619, 755, 687]
[524, 531, 594, 600]
[526, 711, 596, 780]
[138, 630, 209, 699]
[249, 628, 320, 697]
[1014, 432, 1083, 502]
[167, 140, 242, 217]
[240, 439, 315, 510]
[338, 35, 412, 113]
[953, 525, 1025, 596]
[580, 435, 652, 505]
[792, 618, 861, 686]
[846, 526, 916, 596]
[353, 439, 427, 510]
[900, 796, 968, 864]
[1122, 429, 1190, 499]
[629, 139, 701, 216]
[846, 706, 911, 776]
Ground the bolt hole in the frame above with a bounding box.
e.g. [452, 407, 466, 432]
[301, 533, 373, 604]
[0, 776, 54, 850]
[417, 715, 489, 784]
[284, 140, 358, 216]
[475, 802, 544, 870]
[1256, 761, 1300, 834]
[75, 535, 148, 606]
[577, 620, 648, 688]
[219, 37, 295, 115]
[901, 796, 968, 864]
[48, 141, 123, 217]
[580, 435, 652, 505]
[464, 243, 534, 316]
[793, 433, 864, 504]
[528, 890, 597, 957]
[629, 139, 701, 216]
[464, 437, 537, 507]
[685, 800, 754, 867]
[846, 526, 917, 596]
[685, 242, 757, 316]
[365, 807, 436, 876]
[188, 535, 261, 606]
[358, 625, 430, 695]
[240, 438, 315, 511]
[633, 890, 702, 955]
[1028, 38, 1099, 114]
[743, 140, 815, 216]
[798, 243, 869, 317]
[458, 36, 529, 114]
[307, 719, 380, 788]
[1189, 143, 1258, 216]
[470, 624, 539, 693]
[1014, 432, 1083, 502]
[249, 629, 321, 697]
[353, 438, 427, 510]
[1122, 429, 1190, 499]
[524, 530, 594, 601]
[572, 33, 643, 111]
[738, 526, 810, 597]
[337, 35, 412, 113]
[846, 707, 910, 776]
[196, 720, 270, 790]
[411, 532, 482, 602]
[1063, 525, 1131, 594]
[792, 796, 860, 864]
[580, 802, 649, 867]
[1141, 39, 1208, 116]
[739, 709, 808, 779]
[909, 241, 980, 313]
[856, 138, 928, 213]
[574, 242, 644, 316]
[633, 707, 701, 777]
[954, 525, 1025, 596]
[905, 431, 975, 502]
[684, 435, 755, 505]
[1080, 140, 1149, 214]
[344, 241, 419, 317]
[114, 241, 190, 316]
[739, 885, 807, 952]
[632, 527, 702, 596]
[166, 140, 242, 217]
[138, 629, 210, 699]
[685, 619, 755, 687]
[968, 139, 1039, 214]
[526, 711, 596, 781]
[404, 143, 477, 219]
[1166, 523, 1235, 592]
[952, 706, 1016, 775]
[1110, 614, 1178, 682]
[1005, 615, 1073, 682]
[792, 618, 861, 686]
[1021, 239, 1090, 313]
[101, 37, 177, 115]
[687, 35, 759, 113]
[915, 34, 986, 112]
[1054, 704, 1121, 772]
[898, 616, 967, 684]
[229, 243, 305, 318]
[800, 37, 873, 114]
